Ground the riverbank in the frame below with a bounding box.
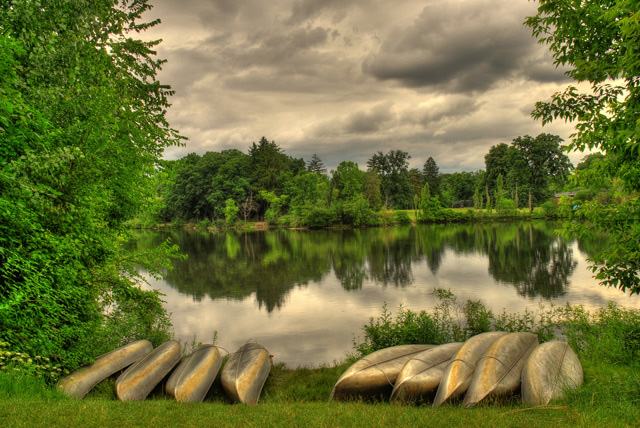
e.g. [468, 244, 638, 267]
[3, 301, 640, 427]
[129, 207, 561, 232]
[1, 357, 638, 428]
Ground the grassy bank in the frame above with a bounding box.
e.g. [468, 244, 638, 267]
[1, 359, 638, 428]
[3, 297, 640, 427]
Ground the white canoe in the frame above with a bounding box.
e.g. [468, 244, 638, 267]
[57, 340, 153, 399]
[433, 331, 508, 407]
[521, 341, 583, 405]
[463, 332, 538, 407]
[221, 343, 272, 404]
[166, 344, 223, 403]
[115, 340, 182, 401]
[330, 344, 435, 401]
[390, 342, 463, 403]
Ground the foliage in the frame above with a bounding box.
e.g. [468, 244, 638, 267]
[224, 199, 239, 225]
[341, 194, 379, 226]
[367, 150, 413, 209]
[485, 135, 571, 208]
[364, 169, 383, 211]
[391, 211, 412, 225]
[526, 0, 640, 293]
[354, 290, 640, 364]
[0, 342, 67, 384]
[307, 154, 327, 175]
[422, 157, 440, 196]
[0, 1, 182, 369]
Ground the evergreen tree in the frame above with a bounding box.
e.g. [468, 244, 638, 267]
[422, 157, 441, 196]
[307, 153, 327, 175]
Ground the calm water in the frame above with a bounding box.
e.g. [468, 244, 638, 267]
[131, 222, 640, 367]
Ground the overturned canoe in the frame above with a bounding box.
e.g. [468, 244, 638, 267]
[115, 340, 182, 401]
[463, 332, 538, 407]
[166, 344, 222, 403]
[433, 331, 508, 407]
[221, 343, 272, 404]
[330, 344, 435, 402]
[57, 340, 153, 399]
[390, 342, 463, 403]
[521, 341, 583, 405]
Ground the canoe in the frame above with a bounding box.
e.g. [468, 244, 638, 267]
[57, 340, 153, 399]
[463, 332, 538, 407]
[433, 331, 508, 407]
[330, 344, 435, 402]
[221, 343, 272, 404]
[115, 340, 182, 401]
[166, 344, 223, 403]
[390, 342, 463, 403]
[521, 341, 583, 405]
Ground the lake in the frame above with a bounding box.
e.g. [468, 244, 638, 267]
[130, 222, 640, 368]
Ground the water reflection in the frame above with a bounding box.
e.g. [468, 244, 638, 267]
[130, 222, 640, 367]
[131, 222, 580, 312]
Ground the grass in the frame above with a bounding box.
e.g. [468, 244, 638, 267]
[3, 299, 640, 427]
[2, 357, 639, 427]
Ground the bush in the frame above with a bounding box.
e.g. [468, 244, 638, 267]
[301, 205, 337, 228]
[540, 200, 557, 217]
[341, 195, 379, 226]
[353, 290, 640, 364]
[392, 211, 412, 225]
[496, 198, 517, 217]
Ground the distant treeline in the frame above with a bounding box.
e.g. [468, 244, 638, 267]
[141, 133, 606, 228]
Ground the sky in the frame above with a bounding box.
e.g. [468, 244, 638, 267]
[143, 0, 585, 173]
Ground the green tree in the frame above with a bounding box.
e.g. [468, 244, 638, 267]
[0, 0, 182, 368]
[422, 157, 441, 197]
[364, 169, 383, 211]
[307, 153, 327, 175]
[331, 161, 366, 201]
[224, 199, 240, 225]
[512, 134, 572, 206]
[526, 0, 640, 293]
[408, 168, 426, 208]
[366, 150, 413, 209]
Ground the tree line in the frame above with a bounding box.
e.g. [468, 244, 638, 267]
[148, 133, 576, 227]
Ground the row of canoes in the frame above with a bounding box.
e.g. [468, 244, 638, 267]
[57, 340, 272, 404]
[330, 332, 583, 406]
[58, 332, 583, 407]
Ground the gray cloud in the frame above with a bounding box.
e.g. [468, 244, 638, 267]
[362, 0, 560, 92]
[141, 0, 578, 173]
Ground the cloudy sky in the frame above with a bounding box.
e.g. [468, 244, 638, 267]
[143, 0, 582, 173]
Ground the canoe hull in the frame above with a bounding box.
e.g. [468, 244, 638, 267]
[221, 343, 271, 404]
[57, 340, 153, 399]
[166, 344, 222, 403]
[521, 341, 583, 405]
[433, 331, 508, 407]
[330, 344, 435, 401]
[390, 342, 463, 403]
[115, 340, 182, 401]
[463, 332, 539, 407]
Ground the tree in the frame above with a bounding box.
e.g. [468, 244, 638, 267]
[331, 161, 365, 201]
[408, 168, 425, 208]
[422, 157, 441, 196]
[0, 0, 182, 368]
[307, 154, 327, 175]
[364, 169, 383, 211]
[366, 150, 413, 209]
[526, 0, 640, 293]
[512, 134, 572, 206]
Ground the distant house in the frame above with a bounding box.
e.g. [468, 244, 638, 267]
[554, 191, 578, 198]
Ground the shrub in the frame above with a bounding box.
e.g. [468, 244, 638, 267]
[540, 200, 557, 217]
[392, 211, 412, 225]
[353, 290, 640, 366]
